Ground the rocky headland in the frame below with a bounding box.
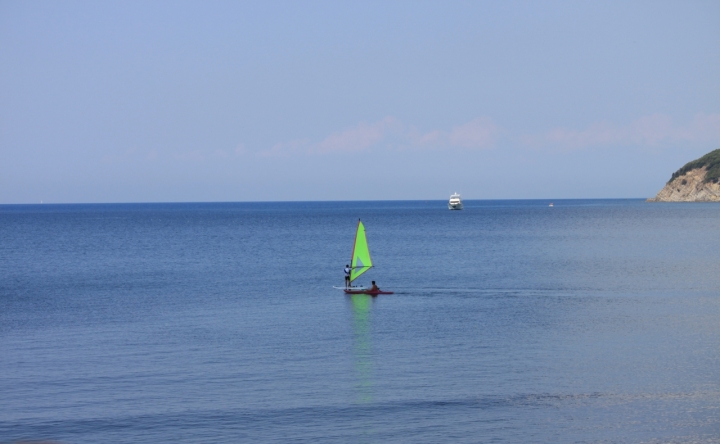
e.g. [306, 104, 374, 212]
[647, 149, 720, 202]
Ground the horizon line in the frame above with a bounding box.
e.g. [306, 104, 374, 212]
[0, 197, 652, 206]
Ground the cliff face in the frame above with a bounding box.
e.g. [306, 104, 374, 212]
[647, 167, 720, 202]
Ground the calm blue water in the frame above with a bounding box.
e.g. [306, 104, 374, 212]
[1, 199, 719, 443]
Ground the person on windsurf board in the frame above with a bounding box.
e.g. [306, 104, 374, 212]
[344, 264, 351, 288]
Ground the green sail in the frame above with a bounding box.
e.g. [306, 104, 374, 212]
[350, 220, 373, 282]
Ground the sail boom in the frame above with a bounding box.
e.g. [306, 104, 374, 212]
[350, 266, 372, 282]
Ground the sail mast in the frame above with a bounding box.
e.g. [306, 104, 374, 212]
[349, 219, 360, 274]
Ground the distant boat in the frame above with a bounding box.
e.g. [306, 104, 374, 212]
[448, 193, 463, 210]
[549, 202, 554, 207]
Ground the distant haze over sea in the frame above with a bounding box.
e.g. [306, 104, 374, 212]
[1, 2, 719, 203]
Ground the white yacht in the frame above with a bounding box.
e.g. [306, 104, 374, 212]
[448, 192, 463, 210]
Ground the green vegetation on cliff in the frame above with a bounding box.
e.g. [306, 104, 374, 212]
[668, 148, 720, 184]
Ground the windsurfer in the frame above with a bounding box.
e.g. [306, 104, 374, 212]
[344, 264, 351, 288]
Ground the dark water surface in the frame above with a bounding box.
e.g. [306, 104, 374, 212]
[1, 200, 719, 443]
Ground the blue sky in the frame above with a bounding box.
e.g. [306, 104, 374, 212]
[1, 0, 719, 203]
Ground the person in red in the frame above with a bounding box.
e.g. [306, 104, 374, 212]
[369, 281, 380, 292]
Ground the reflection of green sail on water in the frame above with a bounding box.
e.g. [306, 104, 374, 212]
[350, 220, 373, 282]
[351, 294, 373, 403]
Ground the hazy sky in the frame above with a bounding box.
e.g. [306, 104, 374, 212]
[1, 0, 719, 203]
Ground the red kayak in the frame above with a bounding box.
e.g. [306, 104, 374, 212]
[344, 289, 394, 295]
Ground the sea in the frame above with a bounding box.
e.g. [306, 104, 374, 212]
[1, 199, 719, 443]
